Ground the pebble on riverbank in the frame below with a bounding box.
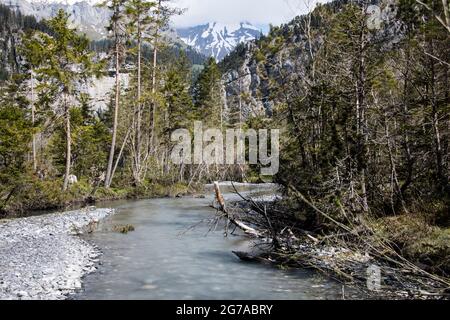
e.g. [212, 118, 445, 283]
[0, 208, 114, 300]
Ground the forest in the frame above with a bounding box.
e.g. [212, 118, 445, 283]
[217, 0, 450, 296]
[0, 0, 223, 214]
[0, 0, 449, 298]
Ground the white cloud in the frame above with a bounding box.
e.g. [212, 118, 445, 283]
[172, 0, 327, 28]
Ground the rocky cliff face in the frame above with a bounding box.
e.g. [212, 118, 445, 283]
[220, 24, 317, 120]
[84, 72, 129, 112]
[0, 4, 128, 114]
[0, 26, 21, 78]
[0, 3, 51, 80]
[221, 42, 269, 119]
[1, 0, 110, 40]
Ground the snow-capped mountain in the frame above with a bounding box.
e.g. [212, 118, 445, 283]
[1, 0, 110, 40]
[177, 22, 262, 61]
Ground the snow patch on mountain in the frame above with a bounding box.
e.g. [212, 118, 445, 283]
[177, 22, 262, 61]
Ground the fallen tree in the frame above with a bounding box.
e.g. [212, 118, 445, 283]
[211, 181, 262, 237]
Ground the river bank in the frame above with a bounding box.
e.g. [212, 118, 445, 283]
[2, 182, 446, 300]
[0, 178, 195, 218]
[0, 182, 278, 300]
[0, 208, 114, 300]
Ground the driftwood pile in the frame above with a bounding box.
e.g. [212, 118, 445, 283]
[211, 182, 450, 300]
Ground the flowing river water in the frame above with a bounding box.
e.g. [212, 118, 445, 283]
[74, 184, 350, 300]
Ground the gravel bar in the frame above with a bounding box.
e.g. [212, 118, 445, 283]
[0, 208, 114, 300]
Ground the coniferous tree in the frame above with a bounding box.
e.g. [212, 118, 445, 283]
[21, 10, 104, 191]
[0, 79, 33, 211]
[148, 0, 183, 149]
[125, 0, 156, 185]
[193, 58, 224, 128]
[160, 53, 194, 178]
[21, 30, 47, 173]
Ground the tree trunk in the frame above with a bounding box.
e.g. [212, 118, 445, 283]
[357, 21, 369, 213]
[150, 0, 161, 150]
[111, 128, 131, 183]
[63, 93, 71, 191]
[400, 37, 414, 198]
[213, 182, 261, 237]
[31, 71, 37, 172]
[428, 40, 446, 190]
[137, 31, 142, 174]
[105, 40, 121, 188]
[441, 0, 450, 31]
[132, 20, 143, 185]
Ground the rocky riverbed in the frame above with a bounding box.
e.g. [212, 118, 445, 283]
[0, 207, 114, 300]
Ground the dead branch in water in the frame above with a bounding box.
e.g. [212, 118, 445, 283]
[212, 181, 263, 237]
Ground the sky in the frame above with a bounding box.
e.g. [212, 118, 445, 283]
[26, 0, 328, 30]
[172, 0, 328, 29]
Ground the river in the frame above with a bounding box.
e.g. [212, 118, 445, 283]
[74, 184, 349, 300]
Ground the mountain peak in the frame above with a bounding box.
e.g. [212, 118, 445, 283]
[177, 22, 262, 61]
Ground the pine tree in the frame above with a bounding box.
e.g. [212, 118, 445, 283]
[160, 53, 194, 178]
[125, 0, 156, 185]
[20, 34, 43, 172]
[148, 0, 183, 149]
[22, 10, 104, 191]
[193, 58, 224, 128]
[0, 80, 33, 211]
[163, 53, 194, 133]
